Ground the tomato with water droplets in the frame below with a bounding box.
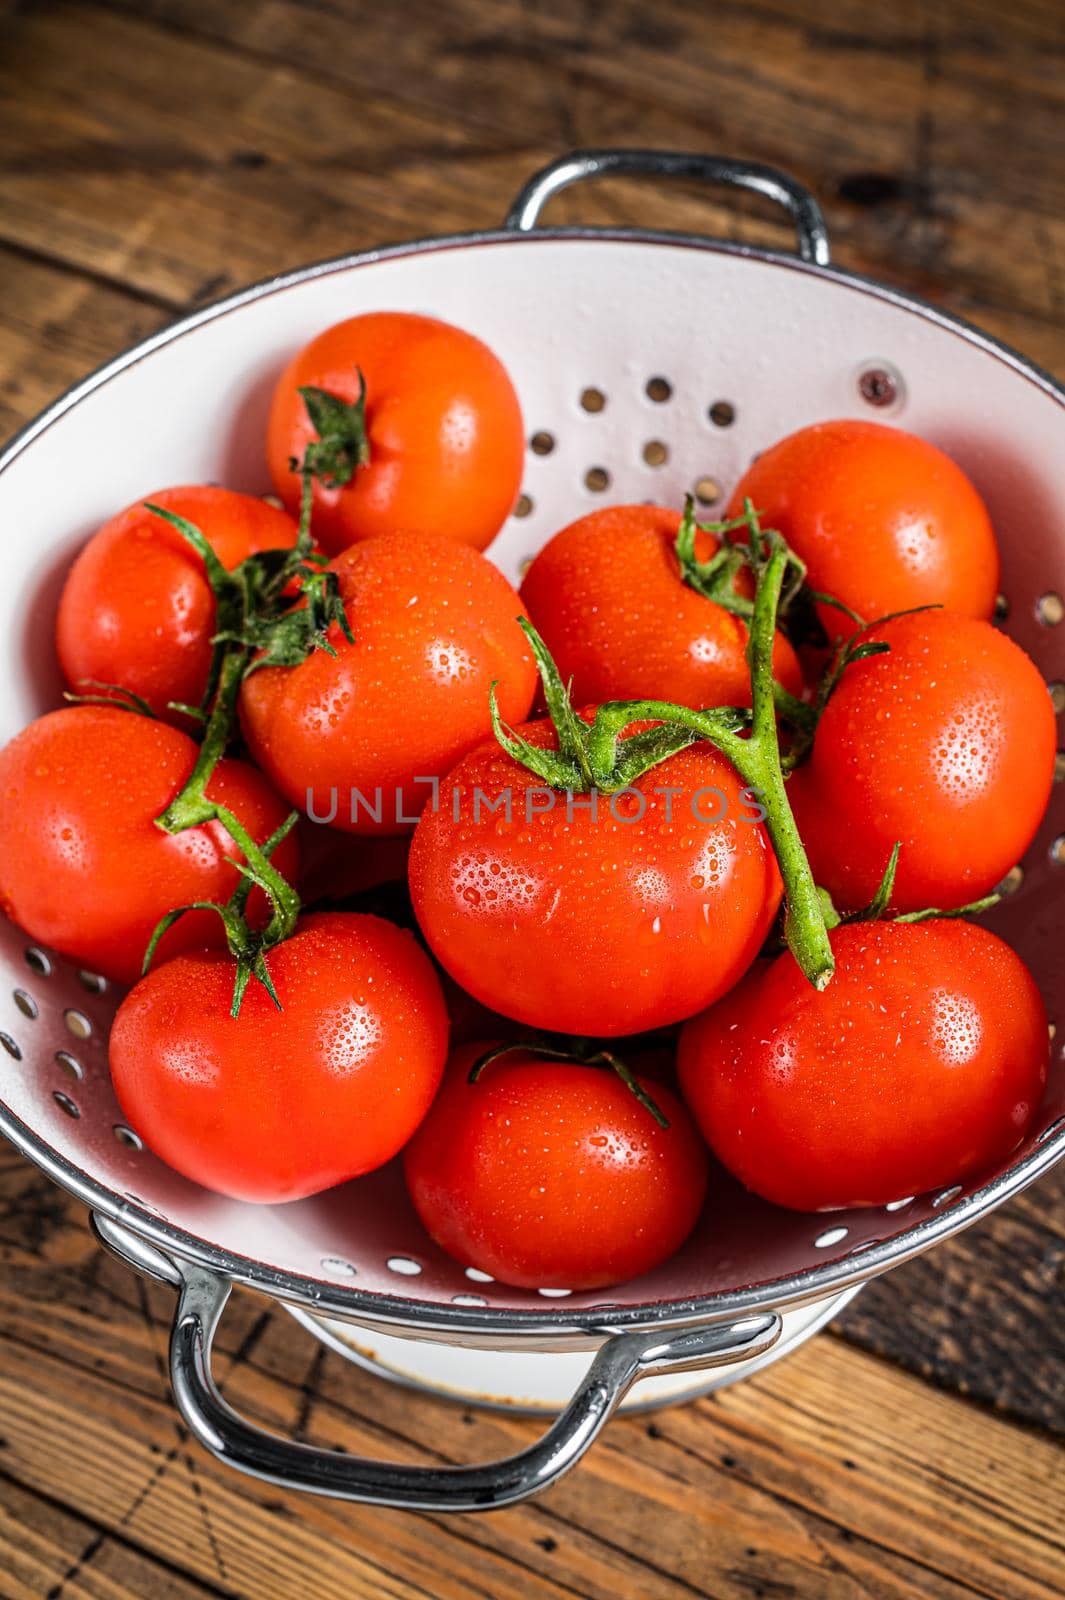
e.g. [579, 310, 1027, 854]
[789, 611, 1055, 912]
[239, 531, 537, 835]
[726, 420, 999, 634]
[0, 706, 299, 986]
[403, 1040, 709, 1289]
[110, 911, 449, 1203]
[519, 504, 802, 708]
[57, 486, 299, 724]
[679, 920, 1048, 1211]
[408, 717, 782, 1036]
[267, 311, 525, 557]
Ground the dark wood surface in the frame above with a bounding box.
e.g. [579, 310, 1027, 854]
[0, 2, 1063, 1595]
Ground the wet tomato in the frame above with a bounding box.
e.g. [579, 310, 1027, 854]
[727, 420, 999, 633]
[520, 504, 802, 708]
[111, 912, 448, 1203]
[679, 920, 1048, 1211]
[404, 1041, 709, 1289]
[57, 487, 298, 723]
[408, 719, 782, 1036]
[239, 531, 537, 835]
[789, 611, 1055, 912]
[0, 706, 299, 985]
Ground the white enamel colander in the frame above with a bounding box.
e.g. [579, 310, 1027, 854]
[0, 150, 1062, 1511]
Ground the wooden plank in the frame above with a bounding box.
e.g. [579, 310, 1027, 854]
[0, 243, 170, 441]
[0, 1259, 1060, 1600]
[0, 1473, 222, 1600]
[836, 1173, 1065, 1428]
[0, 0, 1064, 374]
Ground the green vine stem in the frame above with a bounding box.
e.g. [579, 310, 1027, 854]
[143, 809, 300, 1016]
[491, 530, 835, 991]
[469, 1037, 669, 1129]
[585, 539, 834, 990]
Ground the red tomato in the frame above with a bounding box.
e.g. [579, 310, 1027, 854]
[727, 420, 999, 632]
[267, 312, 525, 556]
[56, 487, 299, 722]
[239, 531, 537, 836]
[789, 611, 1055, 912]
[110, 912, 448, 1203]
[679, 920, 1048, 1211]
[404, 1041, 709, 1288]
[0, 706, 299, 985]
[408, 718, 782, 1036]
[520, 504, 802, 708]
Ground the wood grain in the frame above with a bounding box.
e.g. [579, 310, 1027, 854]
[0, 1234, 1062, 1600]
[0, 0, 1063, 1594]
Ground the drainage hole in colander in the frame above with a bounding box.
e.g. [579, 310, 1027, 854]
[643, 440, 668, 467]
[512, 493, 533, 518]
[1054, 753, 1065, 784]
[931, 1185, 963, 1209]
[465, 1266, 494, 1283]
[993, 594, 1010, 623]
[1037, 1115, 1065, 1145]
[585, 467, 610, 493]
[1049, 680, 1065, 714]
[24, 947, 51, 978]
[580, 386, 606, 414]
[63, 1008, 92, 1040]
[708, 400, 736, 427]
[386, 1255, 422, 1276]
[1050, 1022, 1058, 1041]
[320, 1255, 356, 1278]
[996, 865, 1024, 896]
[451, 1293, 487, 1306]
[13, 988, 38, 1020]
[645, 376, 672, 403]
[78, 970, 108, 994]
[0, 1032, 21, 1060]
[1037, 592, 1064, 626]
[884, 1196, 914, 1212]
[538, 1286, 572, 1297]
[693, 476, 722, 508]
[52, 1091, 79, 1119]
[848, 1238, 882, 1256]
[55, 1051, 82, 1081]
[529, 431, 555, 456]
[1050, 835, 1065, 866]
[113, 1124, 142, 1150]
[813, 1225, 848, 1249]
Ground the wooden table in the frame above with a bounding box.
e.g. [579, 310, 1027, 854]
[0, 2, 1063, 1595]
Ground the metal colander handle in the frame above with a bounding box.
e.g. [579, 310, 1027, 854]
[504, 148, 832, 265]
[94, 1208, 781, 1511]
[171, 1268, 781, 1510]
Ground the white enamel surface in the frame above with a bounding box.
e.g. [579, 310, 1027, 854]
[0, 234, 1063, 1331]
[296, 1287, 859, 1411]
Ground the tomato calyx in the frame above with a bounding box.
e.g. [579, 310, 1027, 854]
[144, 502, 351, 835]
[143, 808, 301, 1016]
[469, 1036, 670, 1129]
[295, 369, 371, 490]
[674, 495, 760, 617]
[489, 618, 742, 793]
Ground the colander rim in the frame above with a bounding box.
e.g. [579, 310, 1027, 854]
[1, 221, 1063, 1338]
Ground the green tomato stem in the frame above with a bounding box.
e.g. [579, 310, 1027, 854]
[584, 541, 835, 991]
